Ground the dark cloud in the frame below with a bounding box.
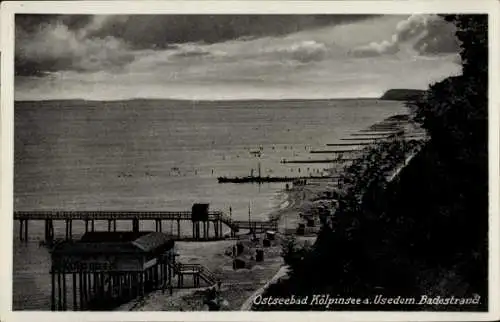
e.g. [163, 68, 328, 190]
[351, 15, 460, 58]
[15, 15, 93, 33]
[413, 18, 459, 54]
[88, 15, 378, 49]
[15, 14, 377, 76]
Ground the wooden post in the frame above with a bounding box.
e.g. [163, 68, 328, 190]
[100, 273, 105, 299]
[133, 219, 139, 233]
[141, 272, 145, 296]
[157, 263, 162, 289]
[118, 274, 123, 299]
[19, 220, 23, 241]
[87, 273, 91, 303]
[159, 220, 162, 232]
[91, 219, 95, 232]
[128, 274, 133, 298]
[72, 273, 77, 310]
[82, 273, 87, 309]
[108, 220, 112, 232]
[49, 220, 54, 241]
[95, 273, 99, 302]
[45, 220, 48, 242]
[65, 220, 69, 239]
[177, 220, 181, 239]
[85, 220, 89, 233]
[79, 273, 84, 311]
[57, 273, 62, 310]
[51, 269, 56, 311]
[113, 219, 117, 232]
[24, 220, 29, 241]
[168, 259, 172, 290]
[62, 273, 67, 310]
[92, 273, 99, 297]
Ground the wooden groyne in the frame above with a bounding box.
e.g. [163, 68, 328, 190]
[217, 175, 339, 183]
[326, 142, 375, 147]
[309, 149, 361, 154]
[358, 129, 401, 134]
[341, 137, 387, 141]
[350, 131, 402, 137]
[280, 158, 356, 164]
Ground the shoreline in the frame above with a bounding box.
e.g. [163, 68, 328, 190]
[119, 181, 314, 311]
[120, 153, 345, 311]
[11, 109, 417, 311]
[121, 113, 418, 311]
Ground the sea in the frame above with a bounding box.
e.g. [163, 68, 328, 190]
[12, 98, 407, 310]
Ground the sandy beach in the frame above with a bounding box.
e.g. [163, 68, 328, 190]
[117, 174, 330, 311]
[117, 115, 424, 312]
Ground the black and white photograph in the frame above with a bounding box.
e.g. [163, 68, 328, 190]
[1, 0, 498, 319]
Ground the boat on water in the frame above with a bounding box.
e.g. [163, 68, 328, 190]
[249, 149, 262, 157]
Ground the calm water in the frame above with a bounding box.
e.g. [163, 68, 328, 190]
[13, 98, 407, 310]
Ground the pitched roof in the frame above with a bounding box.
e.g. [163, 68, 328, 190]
[51, 231, 174, 256]
[132, 232, 173, 252]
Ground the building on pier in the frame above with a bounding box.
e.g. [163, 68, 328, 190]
[49, 231, 176, 311]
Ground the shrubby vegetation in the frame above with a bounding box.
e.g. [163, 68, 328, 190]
[256, 15, 488, 311]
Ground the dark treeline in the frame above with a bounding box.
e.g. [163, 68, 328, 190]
[255, 15, 488, 311]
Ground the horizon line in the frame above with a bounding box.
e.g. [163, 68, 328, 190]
[13, 96, 402, 103]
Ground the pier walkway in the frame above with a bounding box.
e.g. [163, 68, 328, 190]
[14, 210, 278, 242]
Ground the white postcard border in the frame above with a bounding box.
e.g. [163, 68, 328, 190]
[1, 1, 498, 321]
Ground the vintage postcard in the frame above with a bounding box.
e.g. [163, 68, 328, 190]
[1, 1, 499, 321]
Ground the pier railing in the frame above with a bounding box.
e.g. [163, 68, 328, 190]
[14, 211, 226, 221]
[14, 210, 280, 242]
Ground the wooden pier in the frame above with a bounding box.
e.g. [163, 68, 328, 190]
[14, 205, 282, 242]
[14, 209, 236, 242]
[232, 220, 278, 233]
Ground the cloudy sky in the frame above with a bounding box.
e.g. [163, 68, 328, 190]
[15, 14, 462, 101]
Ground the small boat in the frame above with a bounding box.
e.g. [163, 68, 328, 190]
[249, 150, 262, 157]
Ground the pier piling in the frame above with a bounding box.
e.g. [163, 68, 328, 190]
[132, 218, 139, 233]
[15, 210, 248, 242]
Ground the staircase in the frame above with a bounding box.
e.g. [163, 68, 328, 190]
[217, 212, 278, 234]
[198, 265, 218, 285]
[217, 212, 239, 232]
[173, 262, 219, 288]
